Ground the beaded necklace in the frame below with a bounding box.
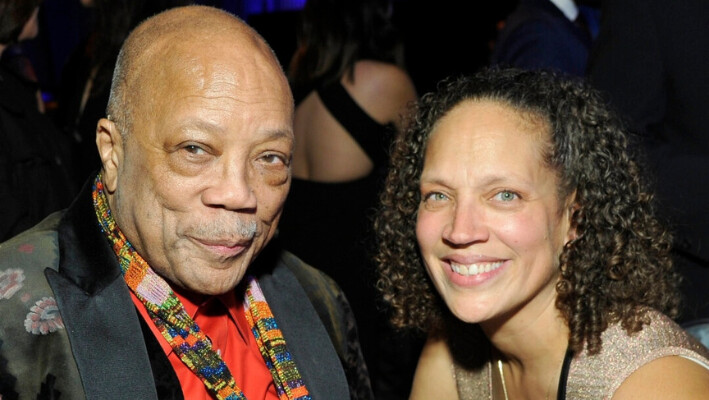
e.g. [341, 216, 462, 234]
[92, 175, 310, 400]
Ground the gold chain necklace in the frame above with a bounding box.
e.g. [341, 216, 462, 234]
[497, 358, 560, 400]
[497, 359, 510, 400]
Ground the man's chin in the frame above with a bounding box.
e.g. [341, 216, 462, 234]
[175, 264, 249, 295]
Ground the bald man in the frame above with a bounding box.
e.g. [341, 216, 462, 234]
[0, 6, 371, 399]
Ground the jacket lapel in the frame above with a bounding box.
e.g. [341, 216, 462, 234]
[254, 246, 350, 399]
[46, 181, 158, 400]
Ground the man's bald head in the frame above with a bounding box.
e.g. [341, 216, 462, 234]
[106, 5, 284, 136]
[95, 5, 294, 295]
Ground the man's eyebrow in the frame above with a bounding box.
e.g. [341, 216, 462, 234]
[260, 129, 294, 142]
[177, 120, 292, 140]
[178, 119, 224, 134]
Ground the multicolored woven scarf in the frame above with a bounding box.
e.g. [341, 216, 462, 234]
[92, 175, 310, 400]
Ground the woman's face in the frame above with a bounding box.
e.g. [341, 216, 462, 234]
[416, 100, 575, 329]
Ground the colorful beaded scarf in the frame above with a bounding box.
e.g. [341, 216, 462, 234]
[92, 175, 310, 400]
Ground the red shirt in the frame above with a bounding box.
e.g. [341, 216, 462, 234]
[131, 286, 279, 399]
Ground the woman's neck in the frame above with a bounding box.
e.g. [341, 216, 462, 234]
[483, 291, 570, 399]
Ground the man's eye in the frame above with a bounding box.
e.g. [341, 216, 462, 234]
[184, 144, 206, 155]
[493, 190, 519, 202]
[260, 153, 287, 165]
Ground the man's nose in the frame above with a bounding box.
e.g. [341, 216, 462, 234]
[442, 200, 489, 246]
[201, 164, 257, 211]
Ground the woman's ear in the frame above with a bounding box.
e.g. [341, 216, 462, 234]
[95, 117, 123, 193]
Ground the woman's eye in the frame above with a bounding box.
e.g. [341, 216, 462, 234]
[493, 190, 519, 202]
[424, 192, 448, 202]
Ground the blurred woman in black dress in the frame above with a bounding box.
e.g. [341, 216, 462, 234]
[277, 0, 419, 397]
[56, 0, 191, 188]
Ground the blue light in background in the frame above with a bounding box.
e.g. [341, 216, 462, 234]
[207, 0, 306, 18]
[242, 0, 306, 15]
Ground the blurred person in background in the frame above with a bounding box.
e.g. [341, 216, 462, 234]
[55, 0, 192, 188]
[490, 0, 598, 76]
[588, 0, 709, 327]
[277, 0, 419, 397]
[0, 0, 75, 242]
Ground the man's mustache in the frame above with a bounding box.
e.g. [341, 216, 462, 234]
[189, 218, 259, 241]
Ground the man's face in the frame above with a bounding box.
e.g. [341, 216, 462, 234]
[110, 40, 293, 295]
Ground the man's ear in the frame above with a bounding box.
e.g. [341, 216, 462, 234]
[96, 118, 123, 192]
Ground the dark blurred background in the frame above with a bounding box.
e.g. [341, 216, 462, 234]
[20, 0, 518, 107]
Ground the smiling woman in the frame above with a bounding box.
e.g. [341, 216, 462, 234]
[415, 100, 573, 329]
[375, 67, 709, 399]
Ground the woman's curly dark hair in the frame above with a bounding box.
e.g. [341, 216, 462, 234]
[375, 67, 680, 354]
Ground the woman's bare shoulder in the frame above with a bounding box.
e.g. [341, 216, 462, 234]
[410, 334, 459, 400]
[612, 355, 709, 399]
[344, 60, 418, 127]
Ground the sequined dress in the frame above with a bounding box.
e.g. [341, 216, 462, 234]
[453, 309, 709, 399]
